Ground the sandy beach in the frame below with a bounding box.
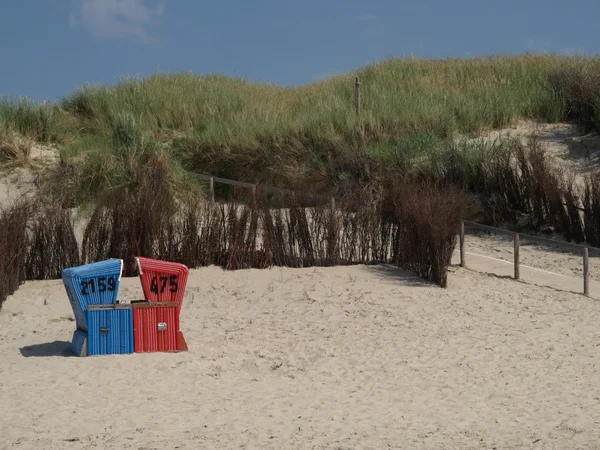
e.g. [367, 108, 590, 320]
[2, 263, 600, 449]
[2, 120, 600, 448]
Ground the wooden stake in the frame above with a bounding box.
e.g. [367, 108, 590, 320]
[355, 77, 360, 115]
[209, 177, 215, 203]
[584, 247, 590, 296]
[514, 233, 520, 280]
[459, 222, 465, 268]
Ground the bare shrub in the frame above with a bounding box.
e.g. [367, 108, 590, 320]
[513, 140, 583, 242]
[25, 200, 80, 280]
[337, 186, 390, 264]
[461, 137, 585, 243]
[195, 202, 228, 267]
[470, 141, 525, 224]
[565, 182, 585, 244]
[388, 183, 465, 287]
[0, 174, 467, 296]
[0, 200, 31, 309]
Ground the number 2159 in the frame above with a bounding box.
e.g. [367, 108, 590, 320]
[80, 276, 116, 295]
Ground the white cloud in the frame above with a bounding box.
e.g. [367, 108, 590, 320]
[354, 13, 377, 22]
[70, 0, 164, 43]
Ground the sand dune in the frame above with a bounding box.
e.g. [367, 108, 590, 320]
[2, 264, 600, 449]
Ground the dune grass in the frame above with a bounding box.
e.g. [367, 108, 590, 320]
[48, 112, 200, 208]
[0, 98, 76, 143]
[2, 54, 600, 196]
[59, 55, 600, 189]
[57, 55, 569, 139]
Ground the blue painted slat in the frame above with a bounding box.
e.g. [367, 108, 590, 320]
[70, 328, 87, 357]
[87, 305, 133, 356]
[63, 273, 87, 331]
[88, 308, 99, 355]
[122, 308, 134, 353]
[99, 308, 105, 356]
[108, 310, 115, 354]
[61, 259, 123, 331]
[122, 308, 132, 354]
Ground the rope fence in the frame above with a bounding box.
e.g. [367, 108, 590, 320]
[460, 220, 600, 296]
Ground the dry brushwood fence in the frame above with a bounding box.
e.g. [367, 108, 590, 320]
[0, 198, 80, 309]
[0, 200, 30, 309]
[81, 181, 464, 285]
[25, 201, 80, 280]
[0, 177, 464, 309]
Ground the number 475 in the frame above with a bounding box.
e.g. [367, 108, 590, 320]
[150, 275, 178, 294]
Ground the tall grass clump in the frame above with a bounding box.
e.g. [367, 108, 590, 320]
[0, 131, 34, 168]
[49, 112, 196, 207]
[112, 112, 142, 149]
[440, 135, 586, 243]
[0, 54, 594, 201]
[546, 59, 600, 130]
[0, 98, 74, 143]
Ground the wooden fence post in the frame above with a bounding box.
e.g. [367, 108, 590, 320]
[514, 233, 520, 280]
[355, 77, 360, 115]
[251, 184, 257, 205]
[209, 176, 215, 203]
[459, 222, 465, 268]
[584, 247, 590, 296]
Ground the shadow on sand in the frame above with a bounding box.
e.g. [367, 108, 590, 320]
[20, 341, 74, 357]
[364, 264, 436, 288]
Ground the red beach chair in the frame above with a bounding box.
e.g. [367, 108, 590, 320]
[133, 257, 190, 353]
[134, 257, 189, 308]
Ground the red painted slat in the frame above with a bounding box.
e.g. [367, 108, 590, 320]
[132, 257, 189, 353]
[135, 257, 189, 308]
[132, 303, 180, 353]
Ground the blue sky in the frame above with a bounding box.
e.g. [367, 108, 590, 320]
[0, 0, 598, 101]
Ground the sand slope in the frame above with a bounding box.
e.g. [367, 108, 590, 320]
[2, 265, 600, 449]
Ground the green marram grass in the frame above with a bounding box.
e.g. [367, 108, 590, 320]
[58, 54, 588, 139]
[3, 54, 600, 196]
[0, 97, 76, 143]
